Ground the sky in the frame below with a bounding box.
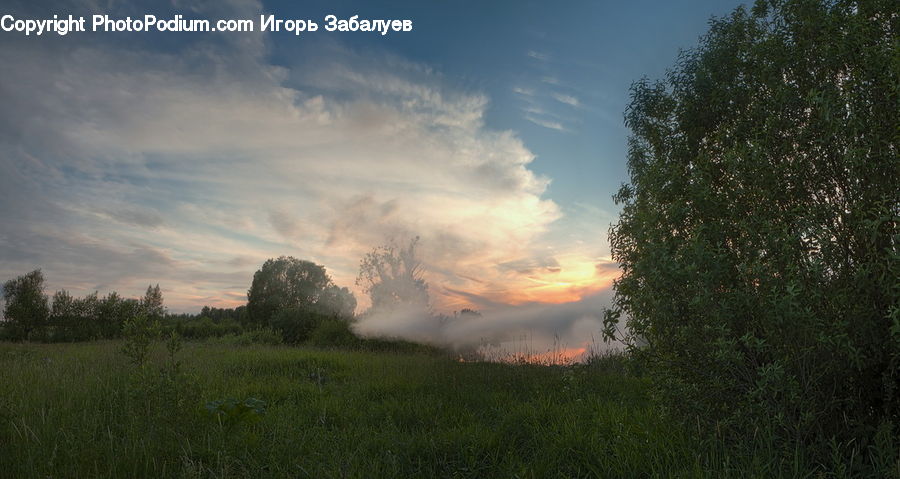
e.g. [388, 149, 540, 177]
[0, 0, 746, 340]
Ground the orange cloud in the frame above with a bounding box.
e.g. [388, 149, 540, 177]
[438, 255, 620, 310]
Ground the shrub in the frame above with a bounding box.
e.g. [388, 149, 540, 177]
[357, 336, 444, 355]
[270, 308, 332, 344]
[121, 314, 158, 367]
[205, 397, 267, 431]
[308, 318, 359, 348]
[162, 317, 244, 339]
[222, 328, 284, 346]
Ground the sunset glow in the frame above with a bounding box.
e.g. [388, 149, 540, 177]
[519, 258, 616, 303]
[476, 345, 591, 365]
[518, 347, 589, 365]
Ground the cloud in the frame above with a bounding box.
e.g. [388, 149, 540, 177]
[99, 206, 166, 229]
[514, 85, 579, 132]
[512, 86, 535, 97]
[497, 257, 561, 275]
[268, 209, 303, 240]
[0, 0, 614, 315]
[522, 105, 546, 115]
[526, 50, 549, 61]
[551, 92, 580, 108]
[525, 115, 566, 131]
[595, 261, 620, 274]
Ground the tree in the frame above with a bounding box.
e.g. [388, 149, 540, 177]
[50, 290, 100, 341]
[356, 237, 429, 315]
[50, 290, 76, 325]
[2, 270, 50, 340]
[606, 0, 898, 465]
[141, 284, 165, 320]
[318, 285, 358, 318]
[96, 292, 140, 339]
[246, 257, 356, 328]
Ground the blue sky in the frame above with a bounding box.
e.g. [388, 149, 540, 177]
[0, 0, 745, 323]
[264, 0, 744, 206]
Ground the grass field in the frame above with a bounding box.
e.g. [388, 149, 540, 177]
[0, 340, 830, 478]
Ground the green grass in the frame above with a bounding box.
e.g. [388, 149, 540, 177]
[0, 341, 839, 478]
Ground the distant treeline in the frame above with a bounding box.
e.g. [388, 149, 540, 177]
[0, 267, 346, 345]
[0, 270, 164, 342]
[2, 242, 456, 351]
[165, 306, 248, 339]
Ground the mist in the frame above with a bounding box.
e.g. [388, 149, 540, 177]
[353, 286, 621, 361]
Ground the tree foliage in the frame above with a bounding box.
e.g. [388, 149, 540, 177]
[50, 290, 99, 341]
[141, 284, 165, 321]
[1, 270, 50, 340]
[0, 270, 165, 342]
[96, 293, 142, 339]
[607, 0, 898, 463]
[246, 257, 356, 335]
[317, 283, 358, 319]
[194, 305, 248, 325]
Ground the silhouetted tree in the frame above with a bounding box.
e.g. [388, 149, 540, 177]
[141, 284, 165, 320]
[96, 292, 140, 339]
[50, 290, 100, 341]
[2, 270, 50, 340]
[247, 257, 356, 331]
[605, 0, 898, 466]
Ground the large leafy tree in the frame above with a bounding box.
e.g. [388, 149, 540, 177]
[2, 270, 50, 340]
[247, 256, 356, 327]
[606, 0, 898, 460]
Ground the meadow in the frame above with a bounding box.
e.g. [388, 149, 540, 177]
[0, 340, 849, 478]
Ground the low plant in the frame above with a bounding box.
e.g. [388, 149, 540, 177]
[205, 397, 267, 432]
[308, 318, 359, 348]
[121, 314, 158, 367]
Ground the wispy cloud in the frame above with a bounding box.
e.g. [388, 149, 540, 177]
[527, 50, 549, 61]
[512, 86, 535, 96]
[524, 115, 566, 131]
[551, 92, 580, 108]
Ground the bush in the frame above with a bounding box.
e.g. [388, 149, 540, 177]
[607, 0, 898, 470]
[356, 336, 444, 355]
[161, 317, 243, 340]
[221, 328, 284, 346]
[583, 350, 634, 377]
[121, 314, 158, 367]
[270, 308, 334, 344]
[308, 318, 359, 348]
